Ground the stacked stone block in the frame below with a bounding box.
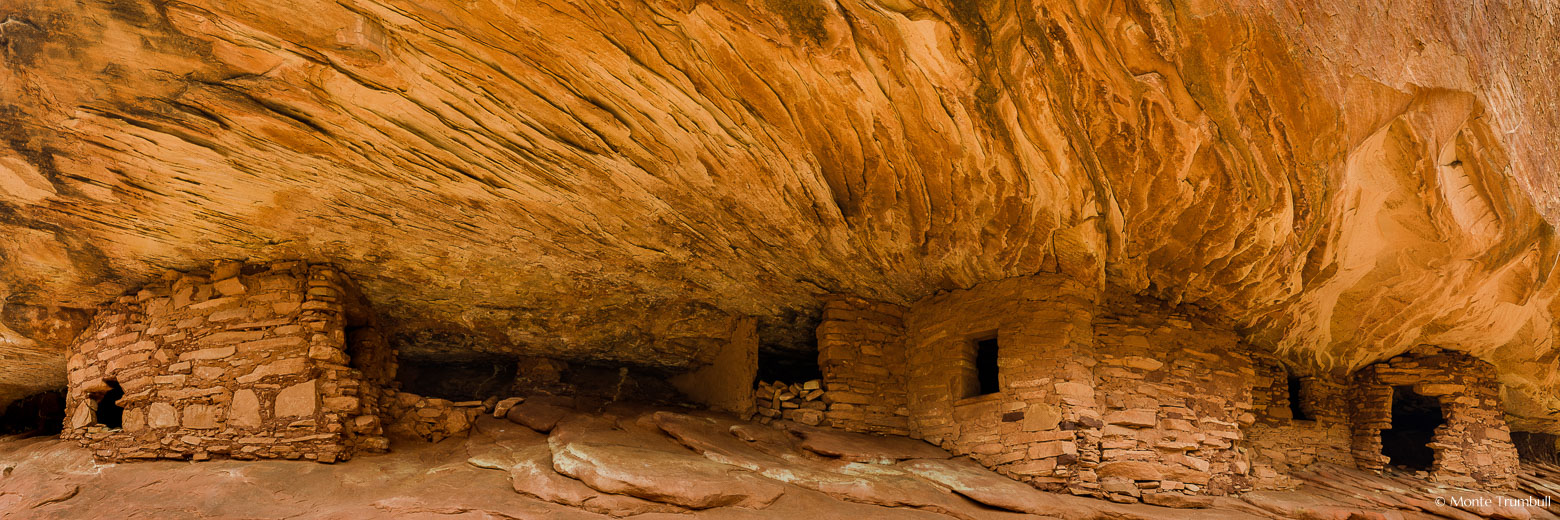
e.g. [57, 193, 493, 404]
[816, 296, 910, 435]
[753, 379, 826, 425]
[903, 275, 1101, 493]
[1090, 303, 1256, 502]
[846, 278, 1340, 505]
[1348, 346, 1519, 488]
[1242, 352, 1351, 489]
[812, 277, 1523, 502]
[62, 261, 391, 462]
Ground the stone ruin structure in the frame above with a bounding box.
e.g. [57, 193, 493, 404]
[1243, 352, 1353, 488]
[62, 261, 396, 462]
[50, 260, 1526, 507]
[55, 260, 683, 463]
[803, 273, 1524, 505]
[1348, 347, 1520, 487]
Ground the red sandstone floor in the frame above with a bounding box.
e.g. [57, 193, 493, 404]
[1, 407, 1556, 520]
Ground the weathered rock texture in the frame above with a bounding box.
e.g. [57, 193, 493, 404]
[1, 0, 1559, 431]
[61, 261, 392, 461]
[0, 305, 90, 406]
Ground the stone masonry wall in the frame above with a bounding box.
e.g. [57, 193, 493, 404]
[896, 280, 1309, 505]
[381, 391, 486, 442]
[670, 317, 759, 416]
[816, 296, 910, 435]
[1349, 346, 1519, 488]
[904, 275, 1101, 494]
[1089, 297, 1256, 503]
[62, 261, 390, 462]
[1242, 351, 1352, 489]
[821, 276, 1524, 503]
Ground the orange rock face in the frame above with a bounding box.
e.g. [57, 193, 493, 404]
[0, 1, 1557, 428]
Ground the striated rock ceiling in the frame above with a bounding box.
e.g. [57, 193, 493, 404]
[0, 0, 1558, 425]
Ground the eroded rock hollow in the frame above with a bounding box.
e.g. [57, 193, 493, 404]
[1, 0, 1560, 518]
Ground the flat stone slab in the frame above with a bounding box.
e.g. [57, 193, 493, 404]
[652, 412, 979, 516]
[504, 395, 576, 433]
[779, 422, 950, 463]
[899, 457, 1085, 516]
[549, 415, 784, 509]
[1142, 492, 1214, 509]
[465, 415, 682, 517]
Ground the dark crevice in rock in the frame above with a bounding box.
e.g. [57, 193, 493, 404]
[396, 355, 518, 402]
[0, 389, 63, 437]
[1513, 431, 1559, 465]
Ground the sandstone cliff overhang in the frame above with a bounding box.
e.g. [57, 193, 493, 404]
[0, 1, 1557, 427]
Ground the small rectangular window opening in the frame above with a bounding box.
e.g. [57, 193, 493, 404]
[973, 336, 1000, 397]
[1287, 375, 1311, 421]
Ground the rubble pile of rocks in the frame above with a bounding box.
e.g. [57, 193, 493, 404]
[753, 380, 826, 426]
[380, 392, 486, 443]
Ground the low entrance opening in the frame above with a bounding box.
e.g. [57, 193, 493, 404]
[756, 348, 822, 385]
[95, 380, 124, 429]
[757, 308, 822, 385]
[1382, 385, 1443, 470]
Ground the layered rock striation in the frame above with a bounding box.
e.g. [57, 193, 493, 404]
[0, 0, 1558, 429]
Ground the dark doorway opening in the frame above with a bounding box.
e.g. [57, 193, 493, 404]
[757, 308, 822, 385]
[757, 348, 822, 385]
[95, 380, 124, 429]
[344, 326, 397, 385]
[1287, 375, 1311, 421]
[972, 335, 1000, 397]
[1381, 385, 1443, 470]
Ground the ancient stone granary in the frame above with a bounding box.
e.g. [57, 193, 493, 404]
[808, 273, 1522, 503]
[62, 261, 397, 462]
[1347, 347, 1520, 487]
